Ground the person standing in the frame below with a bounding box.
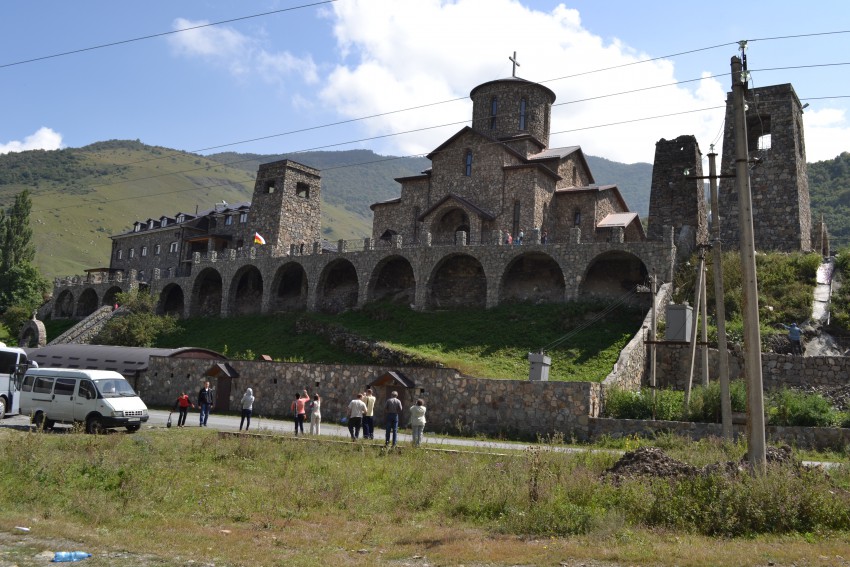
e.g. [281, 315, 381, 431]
[308, 393, 322, 435]
[347, 393, 367, 440]
[362, 388, 377, 439]
[174, 392, 194, 428]
[239, 387, 255, 431]
[384, 391, 403, 448]
[409, 399, 427, 447]
[197, 381, 214, 427]
[781, 322, 803, 356]
[291, 392, 308, 435]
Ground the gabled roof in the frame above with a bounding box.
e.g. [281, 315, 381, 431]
[367, 370, 415, 389]
[417, 193, 496, 222]
[370, 197, 402, 211]
[529, 146, 596, 185]
[597, 212, 646, 239]
[555, 184, 630, 212]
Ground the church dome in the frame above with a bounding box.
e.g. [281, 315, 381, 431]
[469, 77, 556, 146]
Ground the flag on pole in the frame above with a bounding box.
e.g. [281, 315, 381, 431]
[253, 232, 266, 245]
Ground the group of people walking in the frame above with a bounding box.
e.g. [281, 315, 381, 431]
[173, 382, 427, 446]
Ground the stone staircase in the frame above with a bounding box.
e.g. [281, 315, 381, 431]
[48, 306, 120, 345]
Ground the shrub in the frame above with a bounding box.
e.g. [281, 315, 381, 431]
[687, 379, 748, 423]
[767, 388, 837, 427]
[603, 387, 683, 421]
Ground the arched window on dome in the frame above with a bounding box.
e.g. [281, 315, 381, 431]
[464, 150, 473, 176]
[519, 98, 527, 130]
[490, 97, 498, 129]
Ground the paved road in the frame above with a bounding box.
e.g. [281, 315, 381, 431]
[1, 411, 841, 467]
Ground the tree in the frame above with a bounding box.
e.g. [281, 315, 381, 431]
[95, 290, 178, 347]
[0, 262, 50, 313]
[0, 190, 48, 316]
[0, 189, 36, 272]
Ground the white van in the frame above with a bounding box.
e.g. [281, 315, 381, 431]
[0, 342, 30, 419]
[19, 368, 149, 433]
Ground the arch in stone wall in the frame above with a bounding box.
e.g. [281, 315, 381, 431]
[367, 255, 416, 305]
[432, 208, 470, 245]
[54, 289, 75, 318]
[191, 267, 223, 317]
[229, 265, 264, 316]
[102, 286, 123, 307]
[580, 251, 648, 305]
[426, 253, 486, 309]
[317, 258, 360, 314]
[270, 262, 308, 312]
[75, 288, 99, 318]
[499, 252, 565, 304]
[158, 283, 185, 317]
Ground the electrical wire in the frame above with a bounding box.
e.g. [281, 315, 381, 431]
[0, 1, 338, 69]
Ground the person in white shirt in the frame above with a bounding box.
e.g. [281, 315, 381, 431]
[347, 393, 367, 440]
[409, 399, 427, 447]
[362, 388, 377, 439]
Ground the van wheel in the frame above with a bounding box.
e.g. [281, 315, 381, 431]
[33, 412, 50, 431]
[0, 398, 6, 420]
[86, 417, 104, 435]
[125, 424, 140, 433]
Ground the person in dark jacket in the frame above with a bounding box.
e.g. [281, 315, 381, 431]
[198, 381, 214, 427]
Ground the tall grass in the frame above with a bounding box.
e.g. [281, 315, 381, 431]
[1, 428, 847, 566]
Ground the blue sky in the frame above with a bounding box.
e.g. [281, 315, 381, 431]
[2, 0, 848, 166]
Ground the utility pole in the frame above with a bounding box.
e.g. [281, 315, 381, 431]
[708, 146, 734, 440]
[732, 50, 767, 472]
[700, 261, 709, 387]
[650, 274, 657, 420]
[683, 246, 705, 414]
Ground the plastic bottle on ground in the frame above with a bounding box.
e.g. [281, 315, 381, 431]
[52, 550, 92, 562]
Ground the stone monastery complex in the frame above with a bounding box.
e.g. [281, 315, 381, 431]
[48, 73, 812, 321]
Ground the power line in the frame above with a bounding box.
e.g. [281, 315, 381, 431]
[0, 1, 337, 69]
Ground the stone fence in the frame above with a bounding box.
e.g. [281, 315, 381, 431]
[652, 343, 850, 391]
[589, 417, 850, 451]
[140, 357, 601, 440]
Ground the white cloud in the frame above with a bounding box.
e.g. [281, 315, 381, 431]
[803, 107, 849, 162]
[168, 18, 318, 86]
[0, 127, 63, 155]
[319, 0, 728, 164]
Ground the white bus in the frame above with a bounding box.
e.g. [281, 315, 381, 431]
[0, 341, 31, 419]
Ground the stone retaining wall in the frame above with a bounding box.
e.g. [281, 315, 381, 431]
[589, 417, 850, 451]
[141, 357, 601, 440]
[652, 343, 850, 390]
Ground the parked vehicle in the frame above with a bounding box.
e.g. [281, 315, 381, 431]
[0, 342, 30, 419]
[19, 368, 149, 433]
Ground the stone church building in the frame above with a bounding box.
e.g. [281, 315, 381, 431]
[370, 77, 644, 248]
[49, 71, 812, 320]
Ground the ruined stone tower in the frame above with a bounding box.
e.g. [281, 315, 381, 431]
[717, 83, 811, 251]
[647, 135, 708, 259]
[250, 160, 321, 256]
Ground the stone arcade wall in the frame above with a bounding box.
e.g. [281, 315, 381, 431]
[140, 357, 602, 440]
[651, 343, 849, 390]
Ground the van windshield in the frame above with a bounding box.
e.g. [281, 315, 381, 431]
[93, 378, 137, 398]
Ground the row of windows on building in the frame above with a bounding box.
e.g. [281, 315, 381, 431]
[135, 267, 173, 282]
[132, 211, 249, 233]
[116, 241, 179, 260]
[490, 96, 528, 130]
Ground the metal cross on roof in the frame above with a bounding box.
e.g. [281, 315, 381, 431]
[509, 51, 520, 77]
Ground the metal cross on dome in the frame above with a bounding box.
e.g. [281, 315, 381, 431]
[509, 51, 520, 77]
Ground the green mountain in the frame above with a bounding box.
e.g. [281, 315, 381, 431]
[808, 152, 850, 250]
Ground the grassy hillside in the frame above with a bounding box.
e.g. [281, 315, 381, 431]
[154, 301, 645, 382]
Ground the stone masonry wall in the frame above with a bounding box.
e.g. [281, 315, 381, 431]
[651, 342, 849, 390]
[589, 417, 850, 451]
[141, 357, 601, 440]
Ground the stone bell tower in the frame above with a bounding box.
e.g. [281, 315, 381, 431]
[717, 83, 811, 251]
[249, 159, 322, 256]
[647, 135, 708, 259]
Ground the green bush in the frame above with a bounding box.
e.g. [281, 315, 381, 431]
[687, 380, 748, 423]
[603, 387, 683, 421]
[767, 388, 837, 427]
